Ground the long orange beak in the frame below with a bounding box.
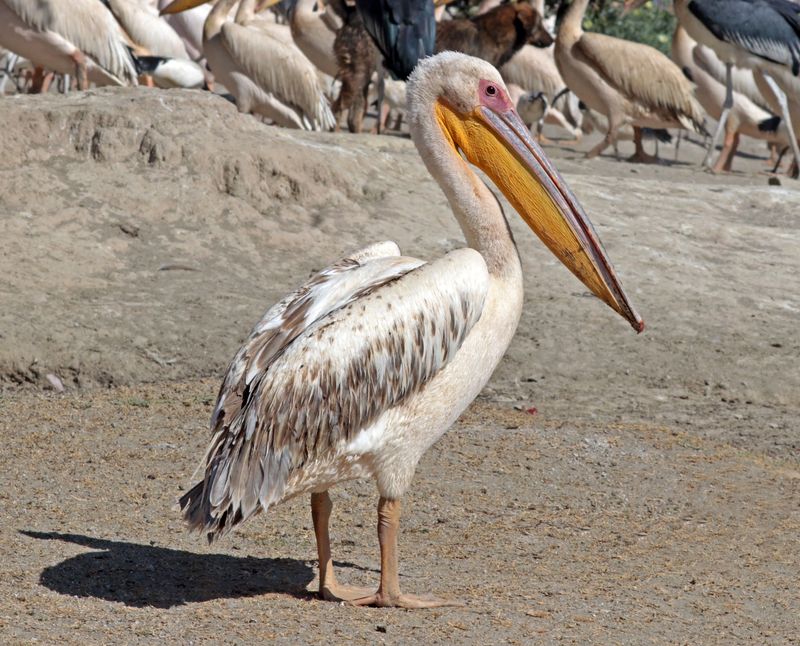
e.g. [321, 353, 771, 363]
[435, 98, 644, 332]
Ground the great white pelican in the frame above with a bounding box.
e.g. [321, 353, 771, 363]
[179, 51, 643, 608]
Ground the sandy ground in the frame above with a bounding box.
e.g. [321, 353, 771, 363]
[1, 88, 798, 644]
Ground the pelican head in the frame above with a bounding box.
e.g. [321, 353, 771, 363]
[408, 52, 643, 332]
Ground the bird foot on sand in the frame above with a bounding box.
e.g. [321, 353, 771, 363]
[627, 151, 660, 164]
[348, 591, 464, 609]
[319, 583, 375, 603]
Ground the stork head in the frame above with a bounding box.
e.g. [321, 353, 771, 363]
[408, 52, 643, 332]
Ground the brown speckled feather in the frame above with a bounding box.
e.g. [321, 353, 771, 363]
[180, 244, 488, 540]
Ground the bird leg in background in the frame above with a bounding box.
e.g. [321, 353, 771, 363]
[61, 74, 71, 95]
[375, 68, 386, 135]
[674, 130, 682, 162]
[628, 126, 659, 164]
[29, 67, 46, 94]
[71, 50, 89, 91]
[771, 145, 789, 173]
[311, 491, 373, 602]
[713, 131, 740, 173]
[703, 62, 733, 169]
[767, 142, 780, 167]
[762, 73, 800, 180]
[0, 53, 18, 94]
[39, 72, 54, 94]
[586, 117, 622, 158]
[350, 497, 463, 609]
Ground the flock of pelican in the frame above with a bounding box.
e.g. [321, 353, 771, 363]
[2, 0, 799, 174]
[2, 0, 797, 608]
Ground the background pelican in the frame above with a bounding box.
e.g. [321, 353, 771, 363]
[555, 0, 705, 162]
[0, 0, 138, 89]
[163, 0, 334, 130]
[179, 51, 642, 608]
[105, 0, 191, 60]
[289, 0, 341, 78]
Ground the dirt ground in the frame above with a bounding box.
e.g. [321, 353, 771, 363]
[0, 88, 798, 644]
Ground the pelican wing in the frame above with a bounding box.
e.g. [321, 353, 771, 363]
[575, 32, 705, 131]
[220, 21, 335, 129]
[501, 45, 564, 100]
[180, 245, 489, 538]
[4, 0, 137, 84]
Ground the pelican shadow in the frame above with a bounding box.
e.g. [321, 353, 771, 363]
[21, 530, 316, 608]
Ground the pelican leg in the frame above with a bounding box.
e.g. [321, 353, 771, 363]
[29, 67, 46, 94]
[713, 130, 739, 173]
[704, 62, 733, 169]
[311, 491, 373, 602]
[761, 73, 800, 180]
[350, 497, 462, 609]
[71, 51, 89, 91]
[40, 72, 54, 94]
[586, 119, 619, 159]
[627, 127, 659, 164]
[674, 130, 682, 162]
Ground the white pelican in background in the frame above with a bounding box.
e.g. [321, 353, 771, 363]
[163, 0, 334, 130]
[179, 52, 642, 608]
[104, 0, 190, 60]
[555, 0, 705, 162]
[502, 46, 582, 140]
[158, 0, 212, 60]
[0, 0, 137, 89]
[289, 0, 341, 78]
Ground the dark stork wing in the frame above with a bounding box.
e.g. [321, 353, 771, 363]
[688, 0, 800, 74]
[355, 0, 436, 80]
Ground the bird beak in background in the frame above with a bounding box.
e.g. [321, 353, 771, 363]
[160, 0, 210, 15]
[434, 89, 644, 333]
[255, 0, 283, 11]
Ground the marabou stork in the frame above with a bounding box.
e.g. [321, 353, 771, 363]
[354, 0, 436, 134]
[355, 0, 436, 81]
[673, 0, 800, 177]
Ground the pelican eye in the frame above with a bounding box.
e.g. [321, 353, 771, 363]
[485, 85, 497, 96]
